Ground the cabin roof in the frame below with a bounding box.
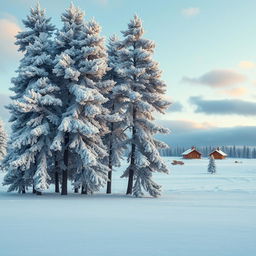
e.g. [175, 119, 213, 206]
[182, 147, 202, 156]
[209, 149, 227, 156]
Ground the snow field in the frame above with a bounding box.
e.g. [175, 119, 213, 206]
[0, 157, 256, 256]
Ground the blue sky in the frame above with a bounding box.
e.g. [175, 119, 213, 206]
[1, 0, 256, 146]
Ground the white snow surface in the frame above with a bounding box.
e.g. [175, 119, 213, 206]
[0, 157, 256, 256]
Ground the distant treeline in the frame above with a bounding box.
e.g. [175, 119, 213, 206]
[160, 146, 256, 158]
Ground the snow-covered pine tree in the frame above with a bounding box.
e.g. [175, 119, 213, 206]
[51, 4, 112, 195]
[252, 148, 256, 158]
[242, 145, 247, 158]
[208, 155, 216, 174]
[232, 145, 237, 158]
[246, 146, 250, 158]
[0, 120, 7, 161]
[51, 3, 85, 195]
[103, 35, 128, 194]
[114, 15, 170, 197]
[3, 3, 59, 194]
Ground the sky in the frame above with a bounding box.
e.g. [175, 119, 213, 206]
[0, 0, 256, 146]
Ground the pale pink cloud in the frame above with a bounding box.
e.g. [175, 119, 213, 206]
[0, 15, 21, 60]
[239, 61, 255, 69]
[158, 119, 214, 134]
[220, 87, 248, 97]
[182, 69, 247, 87]
[188, 120, 214, 130]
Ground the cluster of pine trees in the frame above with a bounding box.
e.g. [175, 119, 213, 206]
[160, 145, 256, 158]
[2, 3, 170, 197]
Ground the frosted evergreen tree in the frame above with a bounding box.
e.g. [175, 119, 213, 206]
[3, 3, 59, 194]
[0, 120, 7, 161]
[208, 155, 216, 174]
[232, 145, 237, 158]
[114, 16, 170, 197]
[51, 3, 85, 195]
[242, 146, 247, 158]
[252, 148, 256, 159]
[246, 146, 250, 158]
[229, 147, 233, 158]
[103, 35, 128, 194]
[51, 4, 112, 195]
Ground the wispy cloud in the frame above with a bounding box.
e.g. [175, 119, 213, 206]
[182, 69, 247, 88]
[239, 60, 255, 69]
[158, 119, 213, 134]
[181, 7, 200, 17]
[0, 14, 21, 64]
[189, 96, 256, 116]
[220, 87, 247, 97]
[158, 120, 256, 146]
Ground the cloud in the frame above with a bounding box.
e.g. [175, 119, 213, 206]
[157, 120, 256, 146]
[239, 61, 255, 69]
[220, 87, 247, 97]
[158, 124, 256, 147]
[182, 69, 247, 87]
[0, 15, 21, 64]
[166, 102, 183, 112]
[181, 7, 200, 17]
[158, 119, 213, 133]
[189, 96, 256, 116]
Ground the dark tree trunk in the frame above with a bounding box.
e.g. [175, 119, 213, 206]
[36, 191, 42, 195]
[32, 186, 36, 194]
[21, 173, 26, 194]
[61, 168, 68, 195]
[55, 170, 60, 193]
[74, 188, 79, 193]
[126, 108, 136, 195]
[81, 185, 87, 194]
[107, 122, 114, 194]
[126, 142, 135, 195]
[61, 134, 69, 195]
[106, 163, 112, 194]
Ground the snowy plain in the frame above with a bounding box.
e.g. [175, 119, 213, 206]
[0, 157, 256, 256]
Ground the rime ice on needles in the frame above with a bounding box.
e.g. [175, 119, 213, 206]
[3, 3, 59, 193]
[103, 35, 129, 193]
[115, 15, 171, 197]
[51, 4, 111, 194]
[208, 155, 216, 174]
[0, 120, 7, 161]
[15, 3, 55, 53]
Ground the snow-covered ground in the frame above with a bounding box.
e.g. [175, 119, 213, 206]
[0, 157, 256, 256]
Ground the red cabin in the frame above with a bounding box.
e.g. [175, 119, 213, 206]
[209, 147, 227, 159]
[182, 147, 202, 159]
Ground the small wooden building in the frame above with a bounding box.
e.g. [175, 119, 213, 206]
[209, 147, 227, 159]
[182, 147, 202, 159]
